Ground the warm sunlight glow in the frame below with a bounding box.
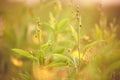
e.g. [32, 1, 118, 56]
[76, 0, 120, 6]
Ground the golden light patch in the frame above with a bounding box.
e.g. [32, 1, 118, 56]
[32, 35, 43, 44]
[82, 35, 91, 42]
[57, 34, 63, 42]
[11, 57, 23, 67]
[33, 66, 55, 80]
[32, 35, 39, 44]
[71, 50, 85, 60]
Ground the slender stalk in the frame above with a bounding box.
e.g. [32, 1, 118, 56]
[36, 19, 42, 48]
[77, 16, 82, 65]
[76, 4, 82, 67]
[36, 19, 44, 66]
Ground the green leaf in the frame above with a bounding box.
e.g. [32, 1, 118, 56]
[70, 25, 78, 42]
[48, 32, 55, 42]
[47, 62, 67, 67]
[12, 49, 37, 60]
[41, 37, 53, 50]
[53, 54, 73, 63]
[41, 43, 49, 50]
[56, 18, 68, 30]
[41, 41, 52, 50]
[54, 48, 65, 53]
[43, 23, 54, 31]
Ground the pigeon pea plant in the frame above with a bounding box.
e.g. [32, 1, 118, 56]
[11, 3, 83, 79]
[10, 2, 92, 80]
[12, 15, 72, 80]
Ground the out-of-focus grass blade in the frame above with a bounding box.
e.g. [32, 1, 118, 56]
[18, 25, 28, 47]
[3, 28, 17, 46]
[19, 73, 32, 80]
[70, 25, 78, 42]
[83, 40, 99, 53]
[95, 24, 102, 40]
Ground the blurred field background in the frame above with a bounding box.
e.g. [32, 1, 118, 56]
[0, 0, 120, 80]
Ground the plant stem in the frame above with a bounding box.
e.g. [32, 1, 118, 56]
[75, 3, 82, 68]
[78, 17, 82, 70]
[76, 8, 82, 67]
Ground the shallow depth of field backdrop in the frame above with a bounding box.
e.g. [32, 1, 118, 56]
[0, 0, 120, 80]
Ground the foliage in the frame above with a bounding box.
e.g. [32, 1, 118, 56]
[0, 0, 120, 80]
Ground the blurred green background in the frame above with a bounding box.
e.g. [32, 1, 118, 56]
[0, 0, 120, 80]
